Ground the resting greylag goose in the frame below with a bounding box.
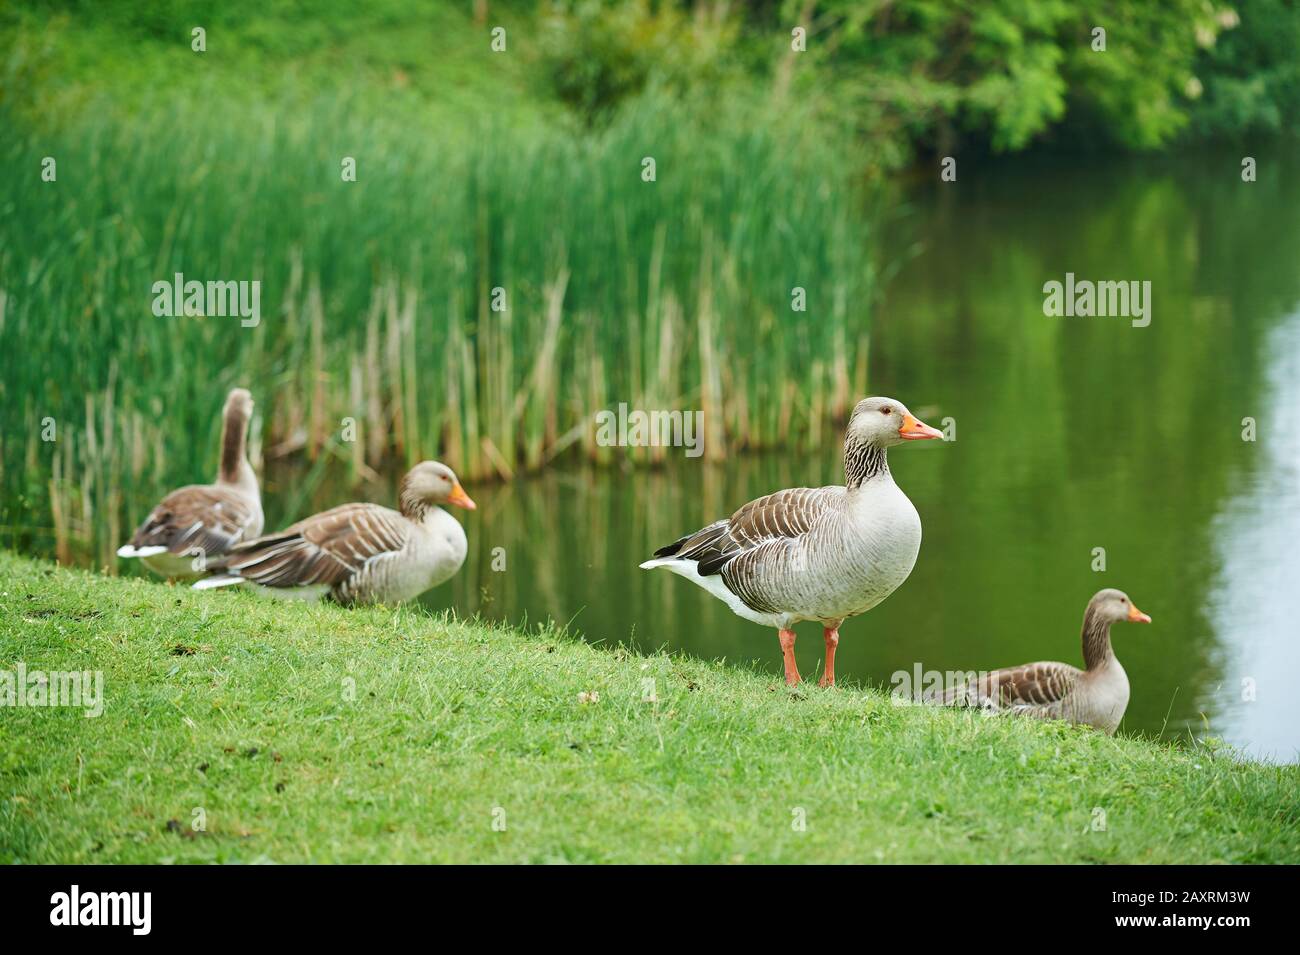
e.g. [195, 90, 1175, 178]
[117, 388, 263, 579]
[193, 461, 475, 605]
[935, 588, 1151, 735]
[641, 396, 943, 686]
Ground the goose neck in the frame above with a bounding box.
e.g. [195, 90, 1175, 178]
[218, 407, 253, 487]
[1081, 606, 1116, 670]
[400, 500, 431, 522]
[844, 439, 889, 490]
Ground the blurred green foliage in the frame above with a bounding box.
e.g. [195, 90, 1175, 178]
[1, 0, 1295, 157]
[530, 0, 1296, 155]
[1191, 0, 1300, 137]
[534, 0, 740, 119]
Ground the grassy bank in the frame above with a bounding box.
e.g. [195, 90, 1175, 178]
[1, 551, 1296, 864]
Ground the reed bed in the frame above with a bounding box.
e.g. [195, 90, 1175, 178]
[0, 90, 879, 563]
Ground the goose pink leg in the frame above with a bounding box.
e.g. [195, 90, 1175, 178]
[778, 629, 800, 685]
[819, 626, 840, 687]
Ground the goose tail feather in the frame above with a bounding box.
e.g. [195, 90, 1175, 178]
[191, 575, 244, 591]
[651, 535, 690, 559]
[117, 544, 168, 558]
[640, 557, 682, 570]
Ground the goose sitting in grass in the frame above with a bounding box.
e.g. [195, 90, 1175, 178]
[934, 588, 1151, 735]
[641, 396, 944, 687]
[193, 461, 475, 605]
[117, 388, 263, 579]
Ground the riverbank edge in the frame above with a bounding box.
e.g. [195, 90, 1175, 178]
[1, 550, 1296, 863]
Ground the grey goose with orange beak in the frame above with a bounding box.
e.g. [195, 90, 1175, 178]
[935, 588, 1151, 735]
[641, 397, 944, 686]
[194, 461, 475, 605]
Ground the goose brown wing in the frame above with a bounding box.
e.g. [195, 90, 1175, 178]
[652, 486, 840, 577]
[127, 484, 257, 557]
[224, 503, 409, 588]
[940, 661, 1083, 708]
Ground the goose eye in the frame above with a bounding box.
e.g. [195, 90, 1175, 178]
[880, 407, 892, 415]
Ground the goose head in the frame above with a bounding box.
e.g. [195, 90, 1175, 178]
[846, 397, 943, 449]
[399, 461, 476, 518]
[224, 387, 254, 421]
[1090, 588, 1152, 626]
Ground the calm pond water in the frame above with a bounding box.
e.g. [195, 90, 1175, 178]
[407, 148, 1297, 762]
[32, 148, 1300, 761]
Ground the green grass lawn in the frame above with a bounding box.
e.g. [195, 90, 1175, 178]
[1, 551, 1297, 864]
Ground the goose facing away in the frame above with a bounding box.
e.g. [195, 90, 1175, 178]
[194, 461, 475, 605]
[641, 396, 944, 687]
[117, 388, 263, 579]
[936, 588, 1151, 735]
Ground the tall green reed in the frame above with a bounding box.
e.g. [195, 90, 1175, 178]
[0, 89, 880, 563]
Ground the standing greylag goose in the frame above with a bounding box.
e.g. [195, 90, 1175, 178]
[641, 396, 944, 686]
[935, 588, 1151, 735]
[193, 461, 475, 605]
[117, 388, 263, 579]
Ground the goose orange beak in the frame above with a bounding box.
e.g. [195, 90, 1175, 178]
[447, 483, 477, 510]
[1128, 602, 1151, 624]
[899, 413, 944, 440]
